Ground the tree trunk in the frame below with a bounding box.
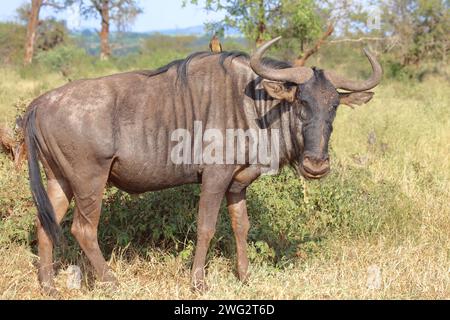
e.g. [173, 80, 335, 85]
[99, 0, 111, 60]
[255, 0, 266, 47]
[24, 0, 44, 65]
[256, 20, 266, 47]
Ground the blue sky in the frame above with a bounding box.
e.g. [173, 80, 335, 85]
[0, 0, 225, 32]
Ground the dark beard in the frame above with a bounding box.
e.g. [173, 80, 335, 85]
[290, 159, 303, 177]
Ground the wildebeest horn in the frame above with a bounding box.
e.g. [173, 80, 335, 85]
[324, 48, 382, 92]
[250, 37, 314, 84]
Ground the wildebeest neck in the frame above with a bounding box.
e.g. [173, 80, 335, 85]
[244, 77, 303, 169]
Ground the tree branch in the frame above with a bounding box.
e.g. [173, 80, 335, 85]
[42, 0, 66, 10]
[294, 24, 334, 67]
[329, 37, 388, 43]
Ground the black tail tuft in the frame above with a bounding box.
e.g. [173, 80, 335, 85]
[24, 107, 61, 245]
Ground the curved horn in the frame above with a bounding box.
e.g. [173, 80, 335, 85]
[324, 48, 382, 91]
[250, 37, 314, 84]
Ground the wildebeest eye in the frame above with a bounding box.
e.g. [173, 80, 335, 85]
[300, 106, 308, 120]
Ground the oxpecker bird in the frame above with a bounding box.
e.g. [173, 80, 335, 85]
[209, 34, 223, 53]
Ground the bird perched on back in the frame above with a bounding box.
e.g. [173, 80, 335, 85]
[209, 34, 223, 53]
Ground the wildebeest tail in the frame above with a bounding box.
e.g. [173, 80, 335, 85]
[24, 107, 61, 245]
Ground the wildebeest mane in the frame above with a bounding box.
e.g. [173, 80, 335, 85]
[138, 51, 293, 85]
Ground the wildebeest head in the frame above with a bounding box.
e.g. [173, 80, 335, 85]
[250, 37, 382, 179]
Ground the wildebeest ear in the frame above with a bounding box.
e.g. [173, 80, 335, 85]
[339, 91, 374, 108]
[262, 80, 297, 103]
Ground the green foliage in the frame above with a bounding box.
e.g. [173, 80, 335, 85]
[273, 0, 323, 55]
[35, 45, 87, 72]
[187, 0, 282, 43]
[381, 0, 450, 66]
[0, 157, 34, 245]
[0, 18, 70, 66]
[0, 23, 27, 64]
[246, 164, 418, 263]
[43, 163, 417, 266]
[98, 185, 200, 251]
[383, 59, 417, 80]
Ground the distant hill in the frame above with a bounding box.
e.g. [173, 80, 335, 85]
[150, 25, 205, 36]
[149, 25, 241, 37]
[70, 26, 244, 56]
[71, 25, 241, 38]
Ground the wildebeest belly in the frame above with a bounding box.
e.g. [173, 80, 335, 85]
[109, 157, 201, 194]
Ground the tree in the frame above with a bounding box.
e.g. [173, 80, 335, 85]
[22, 0, 69, 65]
[274, 0, 322, 50]
[380, 0, 450, 65]
[186, 0, 330, 64]
[24, 0, 43, 65]
[186, 0, 281, 46]
[80, 0, 142, 60]
[270, 0, 326, 62]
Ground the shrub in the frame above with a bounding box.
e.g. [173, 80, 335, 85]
[35, 45, 89, 73]
[65, 162, 418, 266]
[36, 19, 70, 52]
[0, 23, 26, 65]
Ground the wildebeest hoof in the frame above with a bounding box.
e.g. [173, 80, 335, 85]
[39, 272, 59, 297]
[98, 271, 119, 290]
[238, 272, 250, 284]
[41, 283, 60, 298]
[192, 281, 209, 294]
[100, 269, 118, 282]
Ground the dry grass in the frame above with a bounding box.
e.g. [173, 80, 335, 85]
[1, 237, 449, 299]
[0, 64, 449, 300]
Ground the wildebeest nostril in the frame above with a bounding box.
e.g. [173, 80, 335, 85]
[303, 155, 329, 164]
[302, 156, 330, 175]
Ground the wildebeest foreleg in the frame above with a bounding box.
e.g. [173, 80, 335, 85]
[226, 189, 250, 283]
[38, 178, 73, 295]
[191, 168, 234, 292]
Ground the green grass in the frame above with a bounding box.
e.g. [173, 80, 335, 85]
[0, 51, 449, 299]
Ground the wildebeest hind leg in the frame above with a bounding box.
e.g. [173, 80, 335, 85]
[38, 178, 73, 295]
[70, 169, 117, 285]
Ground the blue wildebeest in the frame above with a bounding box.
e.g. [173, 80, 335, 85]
[23, 37, 382, 294]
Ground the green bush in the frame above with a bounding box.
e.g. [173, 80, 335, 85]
[36, 19, 69, 52]
[0, 156, 35, 245]
[50, 161, 415, 266]
[36, 45, 89, 73]
[0, 23, 26, 65]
